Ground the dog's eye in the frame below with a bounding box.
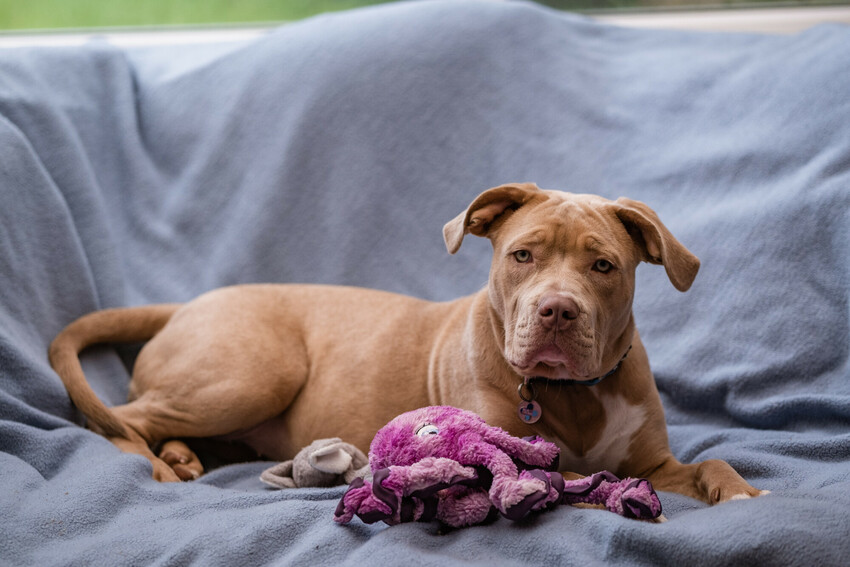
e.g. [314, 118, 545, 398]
[594, 259, 613, 273]
[513, 250, 532, 263]
[416, 424, 439, 437]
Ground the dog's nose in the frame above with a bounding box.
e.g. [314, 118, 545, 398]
[537, 295, 580, 330]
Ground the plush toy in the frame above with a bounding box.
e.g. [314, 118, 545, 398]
[334, 406, 662, 528]
[261, 438, 369, 489]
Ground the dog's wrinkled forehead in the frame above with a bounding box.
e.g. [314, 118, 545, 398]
[445, 183, 700, 291]
[499, 193, 628, 252]
[533, 192, 616, 224]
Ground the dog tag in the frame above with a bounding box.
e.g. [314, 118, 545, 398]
[517, 400, 542, 424]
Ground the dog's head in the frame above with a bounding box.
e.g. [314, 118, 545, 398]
[444, 183, 699, 381]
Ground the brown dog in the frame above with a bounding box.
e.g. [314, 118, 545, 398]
[50, 183, 764, 504]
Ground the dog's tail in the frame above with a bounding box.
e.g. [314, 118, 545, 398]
[48, 304, 182, 439]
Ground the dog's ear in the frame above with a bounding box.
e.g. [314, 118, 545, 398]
[612, 198, 700, 292]
[444, 183, 543, 254]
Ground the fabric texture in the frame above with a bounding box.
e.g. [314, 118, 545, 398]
[1, 1, 848, 564]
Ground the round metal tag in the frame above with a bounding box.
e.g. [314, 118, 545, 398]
[517, 400, 542, 424]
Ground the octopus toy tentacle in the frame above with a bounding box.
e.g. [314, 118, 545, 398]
[458, 441, 552, 518]
[561, 471, 662, 519]
[381, 458, 478, 496]
[334, 477, 393, 524]
[500, 469, 566, 520]
[479, 426, 560, 469]
[436, 486, 495, 527]
[337, 457, 477, 525]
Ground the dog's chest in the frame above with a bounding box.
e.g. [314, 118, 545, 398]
[553, 390, 646, 475]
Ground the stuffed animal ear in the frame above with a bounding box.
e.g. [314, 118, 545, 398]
[443, 183, 545, 254]
[313, 441, 369, 482]
[611, 198, 700, 292]
[260, 460, 297, 489]
[310, 443, 355, 475]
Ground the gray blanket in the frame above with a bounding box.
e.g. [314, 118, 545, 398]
[1, 1, 848, 565]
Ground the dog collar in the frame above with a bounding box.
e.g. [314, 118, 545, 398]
[516, 345, 632, 425]
[561, 345, 632, 386]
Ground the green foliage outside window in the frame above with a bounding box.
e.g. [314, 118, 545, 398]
[0, 0, 834, 31]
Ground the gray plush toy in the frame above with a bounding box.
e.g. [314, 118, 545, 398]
[260, 438, 369, 489]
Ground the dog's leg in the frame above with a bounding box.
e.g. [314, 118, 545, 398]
[106, 390, 290, 482]
[644, 456, 764, 504]
[108, 430, 182, 482]
[103, 296, 313, 481]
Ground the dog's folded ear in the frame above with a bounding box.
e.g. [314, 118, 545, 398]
[444, 183, 544, 254]
[612, 198, 700, 292]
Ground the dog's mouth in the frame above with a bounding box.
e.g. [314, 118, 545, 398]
[509, 344, 591, 380]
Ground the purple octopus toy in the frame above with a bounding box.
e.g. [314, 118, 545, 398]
[334, 406, 662, 528]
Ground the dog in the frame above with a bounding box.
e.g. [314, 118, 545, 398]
[50, 182, 765, 504]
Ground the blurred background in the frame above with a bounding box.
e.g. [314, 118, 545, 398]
[1, 0, 848, 30]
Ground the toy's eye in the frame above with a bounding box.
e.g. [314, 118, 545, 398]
[593, 259, 613, 273]
[416, 424, 439, 437]
[513, 250, 532, 263]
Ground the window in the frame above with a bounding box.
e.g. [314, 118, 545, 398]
[1, 0, 848, 36]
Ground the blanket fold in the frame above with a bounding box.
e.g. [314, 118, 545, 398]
[1, 1, 848, 564]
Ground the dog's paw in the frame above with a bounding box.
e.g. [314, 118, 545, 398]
[159, 440, 203, 481]
[709, 485, 769, 503]
[728, 489, 771, 501]
[696, 459, 766, 504]
[150, 458, 182, 482]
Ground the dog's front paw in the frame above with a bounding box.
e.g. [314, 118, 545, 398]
[696, 459, 765, 504]
[728, 489, 771, 501]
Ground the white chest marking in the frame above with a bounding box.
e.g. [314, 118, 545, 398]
[556, 391, 647, 474]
